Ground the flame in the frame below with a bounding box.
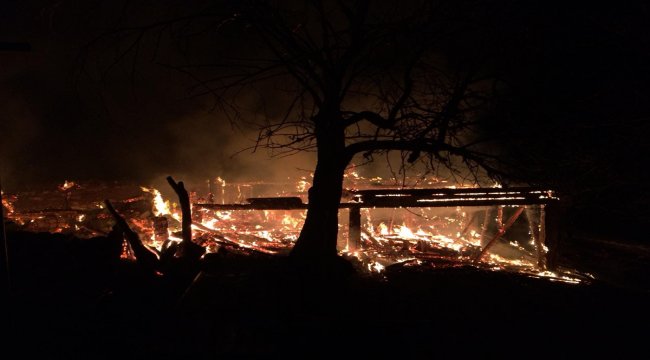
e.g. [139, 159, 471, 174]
[58, 180, 76, 191]
[2, 196, 15, 215]
[4, 176, 585, 284]
[394, 224, 417, 239]
[141, 187, 171, 216]
[296, 178, 310, 193]
[202, 218, 218, 230]
[281, 213, 301, 229]
[369, 261, 385, 273]
[378, 222, 389, 236]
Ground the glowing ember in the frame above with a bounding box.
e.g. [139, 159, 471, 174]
[296, 178, 310, 193]
[58, 180, 76, 191]
[2, 194, 15, 215]
[395, 224, 417, 239]
[378, 222, 389, 236]
[368, 261, 385, 273]
[2, 177, 583, 284]
[141, 187, 172, 216]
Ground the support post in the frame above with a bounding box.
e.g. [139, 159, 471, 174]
[348, 206, 361, 251]
[543, 202, 562, 271]
[526, 206, 545, 270]
[480, 207, 491, 248]
[537, 205, 547, 270]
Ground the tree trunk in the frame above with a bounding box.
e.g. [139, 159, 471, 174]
[290, 113, 346, 262]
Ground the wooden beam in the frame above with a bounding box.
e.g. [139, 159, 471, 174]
[195, 186, 559, 210]
[474, 206, 525, 263]
[195, 197, 557, 210]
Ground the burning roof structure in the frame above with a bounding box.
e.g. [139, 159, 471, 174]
[1, 175, 585, 284]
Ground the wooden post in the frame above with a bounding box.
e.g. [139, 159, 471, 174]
[543, 202, 562, 271]
[526, 206, 545, 270]
[537, 205, 547, 270]
[348, 206, 361, 251]
[480, 208, 491, 248]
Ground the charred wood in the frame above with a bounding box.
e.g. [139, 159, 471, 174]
[474, 206, 526, 263]
[104, 199, 159, 274]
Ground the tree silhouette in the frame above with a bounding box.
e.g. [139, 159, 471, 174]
[87, 0, 515, 265]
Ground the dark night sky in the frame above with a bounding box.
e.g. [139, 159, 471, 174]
[0, 0, 319, 190]
[1, 0, 649, 209]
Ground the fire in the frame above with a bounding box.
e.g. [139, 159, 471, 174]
[141, 187, 172, 216]
[3, 176, 585, 285]
[281, 213, 301, 229]
[202, 218, 218, 229]
[394, 224, 417, 239]
[377, 222, 389, 236]
[58, 180, 76, 191]
[368, 261, 385, 273]
[296, 178, 309, 193]
[2, 195, 15, 215]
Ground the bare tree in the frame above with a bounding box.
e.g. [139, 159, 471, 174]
[87, 0, 511, 265]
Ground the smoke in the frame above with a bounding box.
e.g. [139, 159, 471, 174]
[0, 2, 318, 192]
[0, 0, 485, 192]
[147, 108, 317, 189]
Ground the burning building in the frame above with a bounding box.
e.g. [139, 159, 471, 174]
[2, 173, 584, 284]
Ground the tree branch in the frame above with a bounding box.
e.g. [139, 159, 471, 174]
[104, 199, 159, 273]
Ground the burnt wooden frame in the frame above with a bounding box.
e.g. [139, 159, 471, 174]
[195, 187, 561, 270]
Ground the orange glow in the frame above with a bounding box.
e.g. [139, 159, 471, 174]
[58, 180, 76, 191]
[3, 176, 581, 284]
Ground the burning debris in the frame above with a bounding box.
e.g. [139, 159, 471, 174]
[2, 176, 587, 283]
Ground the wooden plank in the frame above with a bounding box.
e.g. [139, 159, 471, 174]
[348, 206, 361, 251]
[350, 186, 555, 197]
[195, 197, 558, 210]
[195, 203, 309, 210]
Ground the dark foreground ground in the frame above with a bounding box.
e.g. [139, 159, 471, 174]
[3, 230, 650, 359]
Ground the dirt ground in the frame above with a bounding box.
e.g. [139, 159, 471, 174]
[4, 229, 650, 359]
